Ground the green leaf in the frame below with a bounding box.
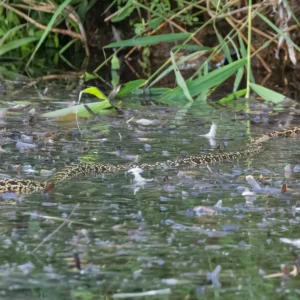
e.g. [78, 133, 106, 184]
[77, 0, 89, 22]
[158, 59, 247, 105]
[233, 67, 244, 92]
[149, 17, 164, 29]
[84, 72, 97, 82]
[218, 89, 247, 103]
[111, 52, 120, 70]
[214, 23, 232, 64]
[170, 51, 193, 102]
[81, 87, 108, 100]
[250, 83, 285, 103]
[111, 53, 120, 88]
[172, 45, 212, 52]
[0, 37, 37, 56]
[41, 100, 114, 120]
[0, 67, 28, 81]
[41, 86, 112, 120]
[111, 0, 135, 22]
[105, 33, 191, 48]
[118, 79, 146, 97]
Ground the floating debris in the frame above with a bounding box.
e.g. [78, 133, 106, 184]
[17, 262, 35, 275]
[199, 122, 217, 147]
[280, 238, 300, 248]
[193, 200, 222, 216]
[242, 188, 257, 203]
[112, 288, 171, 298]
[284, 164, 292, 178]
[126, 167, 153, 194]
[136, 118, 159, 126]
[16, 141, 36, 150]
[0, 136, 14, 146]
[40, 168, 56, 177]
[264, 265, 298, 279]
[207, 265, 222, 288]
[246, 175, 262, 192]
[21, 134, 33, 143]
[199, 122, 217, 138]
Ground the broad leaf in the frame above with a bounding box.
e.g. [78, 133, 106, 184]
[41, 100, 114, 120]
[80, 87, 108, 100]
[118, 79, 146, 97]
[41, 87, 114, 120]
[149, 17, 164, 29]
[84, 72, 97, 82]
[250, 83, 285, 103]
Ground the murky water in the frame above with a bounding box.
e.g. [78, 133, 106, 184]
[0, 83, 300, 299]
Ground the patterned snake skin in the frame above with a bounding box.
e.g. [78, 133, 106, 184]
[1, 126, 299, 194]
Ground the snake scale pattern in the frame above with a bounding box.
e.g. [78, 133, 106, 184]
[0, 126, 299, 194]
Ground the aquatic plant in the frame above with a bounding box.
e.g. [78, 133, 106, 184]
[1, 0, 299, 109]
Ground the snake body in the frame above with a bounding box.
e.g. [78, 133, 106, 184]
[1, 126, 300, 194]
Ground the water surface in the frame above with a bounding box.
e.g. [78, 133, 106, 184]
[0, 83, 300, 299]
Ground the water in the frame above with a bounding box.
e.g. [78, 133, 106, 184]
[0, 84, 300, 299]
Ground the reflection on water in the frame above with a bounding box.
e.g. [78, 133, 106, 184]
[0, 84, 300, 299]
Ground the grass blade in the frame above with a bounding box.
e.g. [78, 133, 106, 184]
[172, 45, 212, 52]
[245, 0, 253, 98]
[158, 59, 247, 105]
[170, 51, 193, 102]
[233, 67, 244, 92]
[0, 24, 26, 47]
[257, 12, 300, 52]
[105, 33, 191, 48]
[0, 37, 37, 56]
[149, 50, 210, 87]
[26, 0, 73, 67]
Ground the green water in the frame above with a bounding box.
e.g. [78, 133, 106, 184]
[0, 85, 300, 299]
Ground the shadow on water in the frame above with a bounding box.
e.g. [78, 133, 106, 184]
[1, 76, 300, 299]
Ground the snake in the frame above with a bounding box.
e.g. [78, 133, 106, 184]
[0, 126, 299, 195]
